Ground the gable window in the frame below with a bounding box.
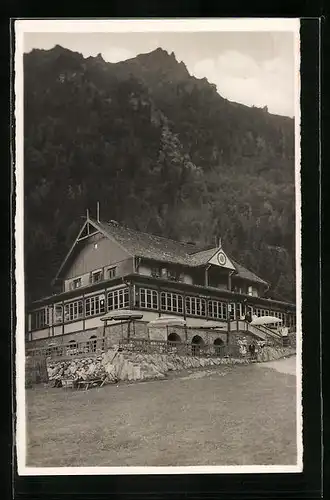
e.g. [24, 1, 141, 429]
[167, 269, 182, 282]
[72, 278, 82, 289]
[108, 267, 116, 279]
[151, 267, 161, 278]
[90, 270, 103, 284]
[247, 286, 253, 296]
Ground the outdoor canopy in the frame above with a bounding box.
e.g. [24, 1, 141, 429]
[148, 316, 187, 327]
[100, 310, 143, 322]
[198, 321, 226, 329]
[250, 316, 283, 326]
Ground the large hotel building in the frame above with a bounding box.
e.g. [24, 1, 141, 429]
[26, 214, 296, 347]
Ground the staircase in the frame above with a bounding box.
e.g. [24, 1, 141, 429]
[231, 320, 283, 345]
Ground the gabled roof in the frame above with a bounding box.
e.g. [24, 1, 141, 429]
[230, 259, 269, 286]
[93, 218, 268, 285]
[54, 216, 268, 286]
[95, 219, 199, 265]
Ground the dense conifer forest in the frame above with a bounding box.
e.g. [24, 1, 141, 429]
[24, 45, 296, 303]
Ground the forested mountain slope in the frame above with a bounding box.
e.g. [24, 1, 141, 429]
[24, 45, 296, 303]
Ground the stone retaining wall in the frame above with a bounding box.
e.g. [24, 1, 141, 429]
[256, 346, 296, 362]
[26, 355, 49, 387]
[46, 349, 249, 385]
[45, 345, 295, 386]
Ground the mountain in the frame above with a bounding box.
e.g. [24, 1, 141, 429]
[23, 45, 296, 303]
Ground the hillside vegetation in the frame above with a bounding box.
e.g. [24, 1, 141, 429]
[24, 46, 296, 302]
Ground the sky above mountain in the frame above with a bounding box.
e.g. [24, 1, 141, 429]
[24, 30, 297, 117]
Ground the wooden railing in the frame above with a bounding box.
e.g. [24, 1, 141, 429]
[233, 320, 283, 345]
[26, 337, 109, 360]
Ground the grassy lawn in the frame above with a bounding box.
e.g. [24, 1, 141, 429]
[26, 360, 297, 467]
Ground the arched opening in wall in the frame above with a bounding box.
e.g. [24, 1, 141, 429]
[67, 339, 78, 356]
[89, 335, 97, 353]
[214, 338, 224, 356]
[191, 335, 205, 356]
[168, 332, 182, 343]
[167, 331, 182, 354]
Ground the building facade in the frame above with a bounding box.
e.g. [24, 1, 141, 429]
[26, 216, 296, 345]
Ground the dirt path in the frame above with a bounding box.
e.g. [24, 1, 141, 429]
[257, 355, 297, 376]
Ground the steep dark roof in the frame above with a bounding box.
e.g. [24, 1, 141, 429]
[231, 259, 268, 286]
[93, 218, 268, 285]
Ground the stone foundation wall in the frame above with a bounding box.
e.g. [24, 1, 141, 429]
[46, 348, 250, 386]
[45, 345, 296, 387]
[148, 325, 228, 345]
[27, 321, 150, 351]
[256, 346, 296, 362]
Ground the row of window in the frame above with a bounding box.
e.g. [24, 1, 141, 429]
[30, 286, 296, 329]
[138, 288, 295, 325]
[69, 266, 117, 290]
[139, 289, 206, 316]
[252, 308, 295, 326]
[150, 267, 183, 282]
[31, 288, 130, 327]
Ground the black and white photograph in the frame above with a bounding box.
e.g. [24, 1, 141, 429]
[15, 18, 302, 475]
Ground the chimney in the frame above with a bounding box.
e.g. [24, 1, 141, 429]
[218, 237, 222, 248]
[96, 202, 100, 222]
[86, 208, 89, 220]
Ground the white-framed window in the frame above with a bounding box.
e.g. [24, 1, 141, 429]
[160, 292, 183, 313]
[208, 300, 227, 320]
[229, 303, 236, 320]
[185, 296, 206, 317]
[107, 288, 130, 311]
[108, 267, 116, 279]
[139, 288, 158, 310]
[85, 294, 106, 317]
[72, 278, 82, 289]
[90, 269, 103, 284]
[235, 303, 242, 319]
[64, 300, 83, 322]
[31, 308, 48, 330]
[54, 304, 63, 324]
[247, 285, 253, 296]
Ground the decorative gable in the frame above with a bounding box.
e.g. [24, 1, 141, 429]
[208, 248, 236, 270]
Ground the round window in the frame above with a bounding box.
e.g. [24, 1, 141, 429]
[217, 252, 227, 266]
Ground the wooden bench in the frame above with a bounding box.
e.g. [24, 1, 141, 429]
[61, 379, 75, 389]
[76, 378, 105, 391]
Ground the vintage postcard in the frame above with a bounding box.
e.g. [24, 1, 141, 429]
[14, 18, 302, 475]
